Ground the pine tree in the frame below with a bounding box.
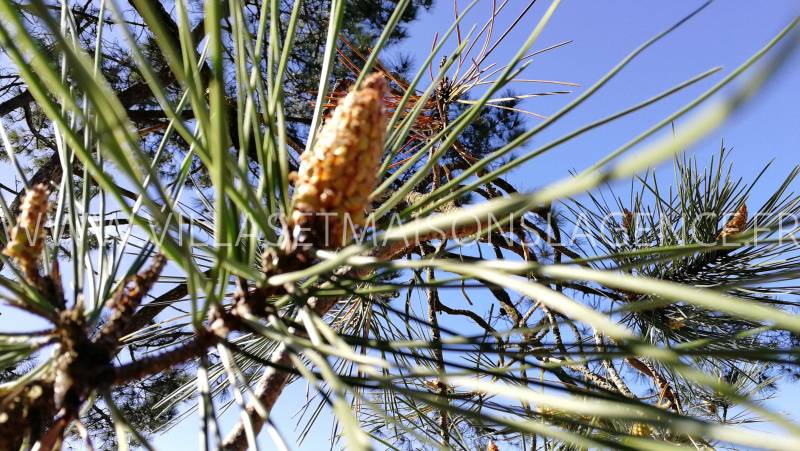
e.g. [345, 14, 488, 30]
[0, 1, 798, 450]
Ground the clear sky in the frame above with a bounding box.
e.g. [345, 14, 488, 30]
[394, 0, 799, 194]
[26, 0, 798, 449]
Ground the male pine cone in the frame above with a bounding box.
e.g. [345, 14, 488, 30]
[3, 183, 49, 282]
[718, 202, 747, 239]
[290, 73, 387, 249]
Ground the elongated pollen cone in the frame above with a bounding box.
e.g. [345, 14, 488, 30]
[290, 73, 387, 249]
[3, 183, 49, 282]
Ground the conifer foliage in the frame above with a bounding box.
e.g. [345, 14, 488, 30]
[0, 0, 799, 450]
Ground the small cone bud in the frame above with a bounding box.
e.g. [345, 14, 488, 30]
[622, 208, 634, 229]
[290, 73, 387, 249]
[666, 317, 686, 330]
[3, 184, 49, 282]
[718, 203, 747, 239]
[404, 191, 426, 207]
[487, 440, 499, 451]
[630, 422, 652, 437]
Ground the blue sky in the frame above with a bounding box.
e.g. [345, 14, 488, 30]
[395, 0, 799, 195]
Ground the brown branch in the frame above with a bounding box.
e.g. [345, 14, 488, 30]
[436, 298, 496, 335]
[424, 262, 450, 445]
[121, 269, 213, 338]
[625, 356, 681, 411]
[594, 330, 635, 398]
[220, 222, 493, 449]
[113, 332, 217, 385]
[0, 89, 34, 116]
[97, 254, 167, 350]
[220, 295, 339, 450]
